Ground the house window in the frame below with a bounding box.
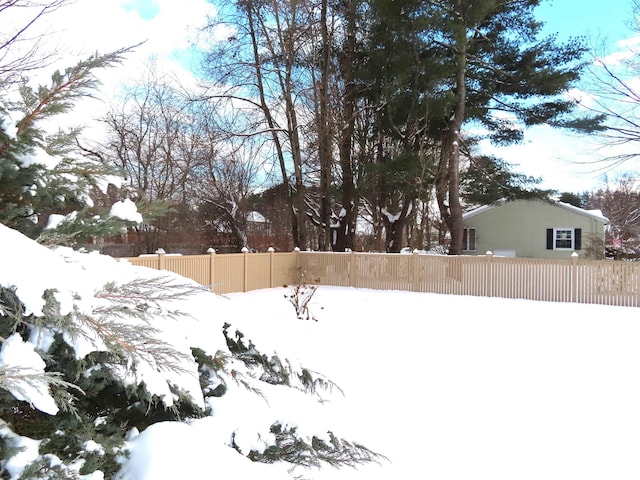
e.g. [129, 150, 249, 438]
[547, 228, 582, 251]
[463, 227, 476, 251]
[555, 228, 573, 249]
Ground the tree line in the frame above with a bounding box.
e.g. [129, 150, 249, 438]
[4, 0, 640, 257]
[194, 0, 596, 254]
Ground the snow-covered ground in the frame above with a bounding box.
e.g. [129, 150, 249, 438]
[228, 287, 640, 480]
[1, 223, 640, 479]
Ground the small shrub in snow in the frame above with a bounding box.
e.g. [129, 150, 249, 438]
[284, 268, 321, 321]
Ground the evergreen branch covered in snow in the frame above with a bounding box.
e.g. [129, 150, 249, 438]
[0, 44, 144, 238]
[12, 455, 84, 480]
[95, 276, 207, 305]
[36, 212, 134, 246]
[223, 323, 342, 399]
[246, 423, 387, 469]
[73, 276, 206, 373]
[191, 347, 266, 402]
[229, 368, 267, 401]
[0, 366, 82, 415]
[76, 309, 191, 375]
[5, 46, 139, 151]
[0, 287, 26, 336]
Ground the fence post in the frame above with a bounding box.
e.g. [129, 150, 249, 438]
[485, 251, 493, 298]
[412, 249, 420, 291]
[571, 251, 579, 303]
[349, 249, 356, 287]
[241, 247, 250, 292]
[207, 248, 216, 292]
[155, 248, 166, 270]
[268, 247, 275, 288]
[293, 247, 301, 286]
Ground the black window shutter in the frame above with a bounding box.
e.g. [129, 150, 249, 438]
[575, 228, 582, 250]
[546, 228, 553, 249]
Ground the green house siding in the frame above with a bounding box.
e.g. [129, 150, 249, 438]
[462, 200, 607, 259]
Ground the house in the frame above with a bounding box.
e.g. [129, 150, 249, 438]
[461, 199, 608, 259]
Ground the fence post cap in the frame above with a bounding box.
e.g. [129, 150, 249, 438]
[293, 247, 301, 252]
[267, 247, 275, 253]
[486, 250, 493, 256]
[571, 251, 579, 258]
[207, 248, 216, 254]
[241, 247, 249, 253]
[155, 248, 166, 254]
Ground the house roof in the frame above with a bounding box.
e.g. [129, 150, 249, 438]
[247, 211, 267, 223]
[462, 199, 609, 224]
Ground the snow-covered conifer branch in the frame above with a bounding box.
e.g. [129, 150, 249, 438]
[222, 323, 341, 400]
[246, 424, 387, 469]
[0, 366, 82, 415]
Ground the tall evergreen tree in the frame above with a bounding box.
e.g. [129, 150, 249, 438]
[426, 0, 593, 254]
[356, 0, 442, 251]
[352, 0, 590, 252]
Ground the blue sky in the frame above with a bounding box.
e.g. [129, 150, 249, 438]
[537, 0, 635, 46]
[121, 0, 161, 20]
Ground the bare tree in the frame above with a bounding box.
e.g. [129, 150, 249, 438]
[103, 67, 203, 202]
[201, 0, 319, 249]
[0, 0, 68, 90]
[586, 173, 640, 259]
[195, 138, 262, 250]
[98, 65, 212, 252]
[565, 1, 640, 173]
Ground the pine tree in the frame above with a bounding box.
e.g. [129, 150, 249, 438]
[0, 46, 141, 244]
[357, 0, 599, 254]
[460, 155, 555, 206]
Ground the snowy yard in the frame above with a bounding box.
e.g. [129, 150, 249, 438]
[1, 224, 639, 479]
[226, 287, 640, 480]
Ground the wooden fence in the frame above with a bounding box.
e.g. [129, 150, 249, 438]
[122, 250, 297, 295]
[118, 251, 640, 307]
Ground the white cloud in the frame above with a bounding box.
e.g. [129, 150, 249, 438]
[598, 50, 634, 66]
[10, 0, 214, 93]
[479, 124, 618, 193]
[597, 35, 640, 66]
[616, 34, 640, 49]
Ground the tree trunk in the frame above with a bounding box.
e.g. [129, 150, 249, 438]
[245, 0, 299, 248]
[436, 0, 466, 255]
[383, 196, 412, 253]
[334, 0, 357, 252]
[276, 2, 307, 250]
[318, 0, 332, 250]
